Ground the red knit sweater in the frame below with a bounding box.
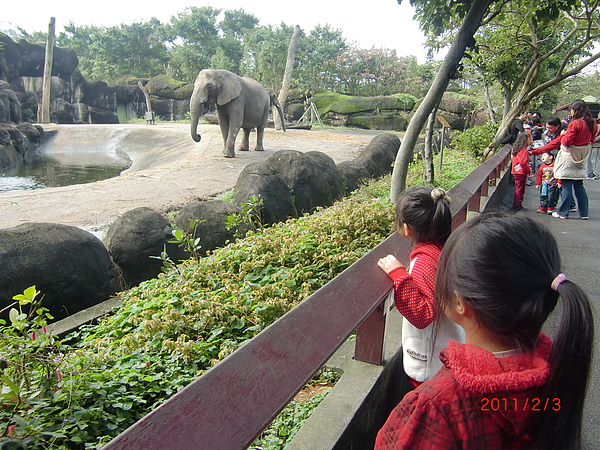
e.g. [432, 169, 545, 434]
[386, 242, 441, 329]
[375, 334, 553, 449]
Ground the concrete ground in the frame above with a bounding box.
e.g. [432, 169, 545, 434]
[522, 177, 600, 448]
[0, 123, 383, 236]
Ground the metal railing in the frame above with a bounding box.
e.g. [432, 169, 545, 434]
[103, 146, 511, 450]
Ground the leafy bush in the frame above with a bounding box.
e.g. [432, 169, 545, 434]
[450, 122, 499, 159]
[1, 193, 395, 448]
[0, 147, 480, 448]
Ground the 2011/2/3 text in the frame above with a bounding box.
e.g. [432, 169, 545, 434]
[481, 397, 561, 412]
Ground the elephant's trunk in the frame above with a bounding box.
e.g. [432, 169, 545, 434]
[190, 91, 208, 143]
[191, 111, 201, 143]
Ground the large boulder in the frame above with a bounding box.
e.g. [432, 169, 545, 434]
[337, 133, 400, 193]
[267, 150, 345, 215]
[233, 161, 297, 225]
[175, 200, 254, 255]
[337, 158, 373, 194]
[104, 207, 186, 287]
[358, 133, 401, 178]
[0, 223, 119, 321]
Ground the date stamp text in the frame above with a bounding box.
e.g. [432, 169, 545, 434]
[481, 397, 561, 412]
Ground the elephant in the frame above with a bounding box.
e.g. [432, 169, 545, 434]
[190, 69, 286, 158]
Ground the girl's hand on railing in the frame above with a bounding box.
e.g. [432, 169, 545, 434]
[377, 255, 404, 275]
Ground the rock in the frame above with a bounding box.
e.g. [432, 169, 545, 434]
[358, 133, 401, 178]
[175, 200, 254, 255]
[337, 158, 373, 193]
[336, 133, 400, 193]
[0, 223, 119, 321]
[233, 161, 297, 225]
[104, 207, 186, 288]
[145, 75, 191, 100]
[267, 150, 344, 215]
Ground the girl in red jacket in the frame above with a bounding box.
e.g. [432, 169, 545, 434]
[375, 214, 593, 450]
[378, 187, 464, 386]
[511, 131, 533, 211]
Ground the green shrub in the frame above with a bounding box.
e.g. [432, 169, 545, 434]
[450, 122, 499, 159]
[0, 147, 479, 448]
[1, 191, 395, 448]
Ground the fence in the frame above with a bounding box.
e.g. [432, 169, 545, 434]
[103, 146, 512, 450]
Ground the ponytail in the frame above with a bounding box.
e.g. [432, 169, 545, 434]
[435, 214, 594, 449]
[395, 187, 452, 246]
[529, 280, 594, 449]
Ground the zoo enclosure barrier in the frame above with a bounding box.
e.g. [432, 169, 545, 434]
[102, 146, 512, 450]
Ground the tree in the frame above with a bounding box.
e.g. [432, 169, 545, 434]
[472, 0, 600, 158]
[57, 20, 169, 82]
[276, 25, 301, 129]
[168, 6, 221, 82]
[390, 0, 495, 201]
[241, 24, 293, 89]
[294, 25, 347, 92]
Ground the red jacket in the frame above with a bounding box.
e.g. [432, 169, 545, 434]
[375, 334, 552, 449]
[532, 118, 598, 155]
[511, 147, 531, 176]
[386, 242, 441, 329]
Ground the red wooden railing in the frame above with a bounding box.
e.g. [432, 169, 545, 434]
[103, 147, 511, 450]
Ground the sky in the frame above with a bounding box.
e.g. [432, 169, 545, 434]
[1, 0, 430, 62]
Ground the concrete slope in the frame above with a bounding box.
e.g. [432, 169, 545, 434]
[0, 123, 377, 234]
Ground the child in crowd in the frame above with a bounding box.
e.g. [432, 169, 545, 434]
[535, 151, 560, 214]
[511, 132, 533, 211]
[375, 214, 593, 449]
[377, 187, 464, 386]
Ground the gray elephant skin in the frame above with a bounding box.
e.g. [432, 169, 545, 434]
[190, 69, 286, 158]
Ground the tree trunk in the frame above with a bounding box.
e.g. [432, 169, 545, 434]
[41, 17, 56, 124]
[275, 25, 301, 130]
[389, 0, 493, 202]
[424, 105, 439, 184]
[484, 82, 496, 124]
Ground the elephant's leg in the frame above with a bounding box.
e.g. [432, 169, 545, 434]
[224, 125, 240, 158]
[255, 126, 265, 151]
[239, 128, 251, 151]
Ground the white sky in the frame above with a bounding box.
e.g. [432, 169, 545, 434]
[1, 0, 430, 62]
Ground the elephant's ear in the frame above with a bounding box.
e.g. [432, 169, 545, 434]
[217, 72, 242, 105]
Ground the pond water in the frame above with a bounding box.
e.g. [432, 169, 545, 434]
[0, 133, 132, 193]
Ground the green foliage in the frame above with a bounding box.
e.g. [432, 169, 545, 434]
[0, 182, 395, 448]
[0, 286, 66, 447]
[225, 194, 264, 238]
[251, 368, 341, 449]
[450, 122, 499, 159]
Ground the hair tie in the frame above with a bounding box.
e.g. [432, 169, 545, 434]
[551, 273, 567, 291]
[431, 188, 450, 203]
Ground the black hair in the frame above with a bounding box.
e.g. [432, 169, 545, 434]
[435, 213, 593, 449]
[512, 131, 531, 156]
[546, 117, 561, 127]
[542, 151, 554, 162]
[395, 187, 452, 247]
[570, 99, 596, 136]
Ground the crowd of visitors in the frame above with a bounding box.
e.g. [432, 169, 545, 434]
[374, 100, 596, 449]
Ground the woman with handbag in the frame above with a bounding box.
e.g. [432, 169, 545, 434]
[531, 100, 598, 219]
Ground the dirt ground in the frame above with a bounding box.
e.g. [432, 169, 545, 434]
[0, 123, 385, 235]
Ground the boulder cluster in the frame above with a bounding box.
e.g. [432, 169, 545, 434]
[0, 134, 400, 322]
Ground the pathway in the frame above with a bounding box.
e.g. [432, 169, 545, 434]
[522, 178, 600, 448]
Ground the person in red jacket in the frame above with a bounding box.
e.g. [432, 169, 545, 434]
[510, 132, 533, 211]
[375, 214, 593, 450]
[378, 187, 464, 386]
[531, 100, 598, 219]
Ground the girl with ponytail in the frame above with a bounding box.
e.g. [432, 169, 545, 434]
[378, 187, 464, 386]
[376, 213, 593, 449]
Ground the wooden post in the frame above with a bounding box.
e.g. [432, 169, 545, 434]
[275, 25, 300, 130]
[41, 17, 56, 124]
